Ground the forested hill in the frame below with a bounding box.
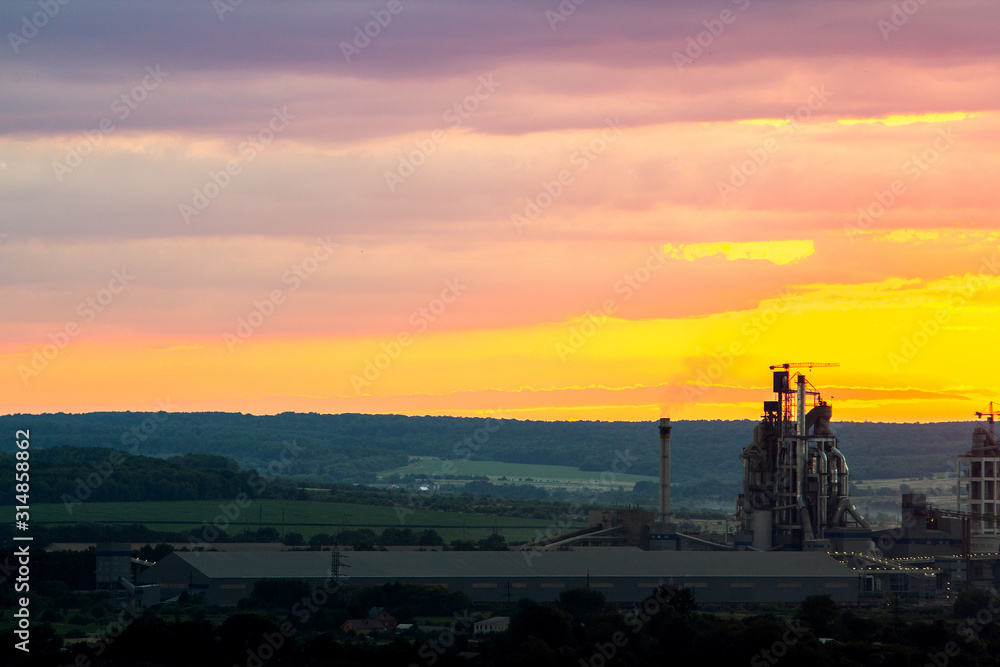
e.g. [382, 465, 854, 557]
[0, 412, 977, 486]
[0, 447, 301, 505]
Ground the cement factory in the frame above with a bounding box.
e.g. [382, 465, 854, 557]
[734, 365, 874, 554]
[118, 366, 1000, 606]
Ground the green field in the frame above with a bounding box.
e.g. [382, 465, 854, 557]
[380, 458, 658, 490]
[11, 500, 585, 543]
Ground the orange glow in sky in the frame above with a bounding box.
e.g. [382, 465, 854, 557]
[2, 1, 1000, 423]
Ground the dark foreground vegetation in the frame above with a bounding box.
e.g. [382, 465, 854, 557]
[5, 565, 1000, 667]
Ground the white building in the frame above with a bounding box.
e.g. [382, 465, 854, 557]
[474, 616, 510, 634]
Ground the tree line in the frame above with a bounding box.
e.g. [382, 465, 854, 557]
[0, 412, 977, 496]
[0, 447, 303, 505]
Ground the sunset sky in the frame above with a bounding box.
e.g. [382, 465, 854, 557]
[2, 0, 999, 423]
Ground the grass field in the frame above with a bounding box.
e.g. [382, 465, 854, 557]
[379, 458, 658, 490]
[10, 499, 585, 543]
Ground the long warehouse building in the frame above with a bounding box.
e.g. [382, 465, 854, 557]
[137, 548, 863, 606]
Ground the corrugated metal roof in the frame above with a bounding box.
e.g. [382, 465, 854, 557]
[169, 548, 857, 580]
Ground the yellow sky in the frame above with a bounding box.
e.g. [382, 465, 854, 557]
[3, 2, 1000, 423]
[6, 226, 1000, 422]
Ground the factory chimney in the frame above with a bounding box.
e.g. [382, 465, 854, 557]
[658, 417, 672, 522]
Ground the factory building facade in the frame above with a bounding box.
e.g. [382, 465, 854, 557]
[869, 408, 1000, 595]
[138, 548, 863, 607]
[957, 419, 1000, 553]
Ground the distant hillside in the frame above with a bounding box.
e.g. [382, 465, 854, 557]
[0, 447, 301, 506]
[0, 412, 977, 491]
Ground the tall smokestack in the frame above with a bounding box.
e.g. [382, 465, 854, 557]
[658, 417, 672, 522]
[796, 374, 806, 436]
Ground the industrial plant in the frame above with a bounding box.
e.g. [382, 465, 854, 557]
[115, 366, 1000, 606]
[734, 364, 873, 554]
[526, 365, 876, 554]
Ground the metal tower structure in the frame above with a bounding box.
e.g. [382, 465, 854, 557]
[736, 364, 872, 552]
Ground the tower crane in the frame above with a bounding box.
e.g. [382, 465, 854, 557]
[768, 362, 841, 371]
[976, 401, 999, 435]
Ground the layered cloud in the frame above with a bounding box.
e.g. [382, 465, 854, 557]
[2, 0, 1000, 421]
[663, 240, 815, 265]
